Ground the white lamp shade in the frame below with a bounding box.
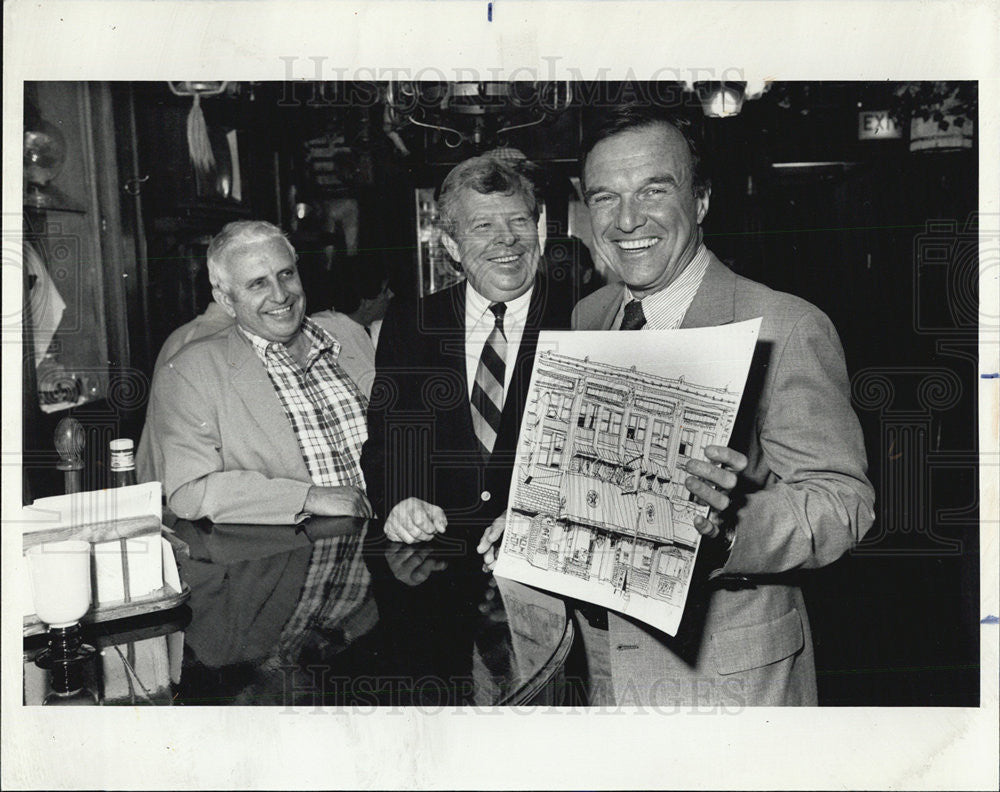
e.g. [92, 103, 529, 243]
[27, 540, 92, 628]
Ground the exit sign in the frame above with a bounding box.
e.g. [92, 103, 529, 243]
[858, 110, 902, 140]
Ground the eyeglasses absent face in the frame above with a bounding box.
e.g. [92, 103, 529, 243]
[584, 123, 709, 298]
[215, 237, 306, 343]
[442, 189, 541, 303]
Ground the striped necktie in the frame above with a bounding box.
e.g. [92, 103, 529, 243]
[471, 302, 507, 459]
[620, 299, 647, 330]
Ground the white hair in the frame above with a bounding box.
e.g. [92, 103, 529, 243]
[206, 220, 296, 293]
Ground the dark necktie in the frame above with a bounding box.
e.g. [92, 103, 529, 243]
[471, 302, 507, 459]
[620, 299, 647, 330]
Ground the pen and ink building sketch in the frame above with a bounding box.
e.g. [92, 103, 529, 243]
[501, 348, 741, 612]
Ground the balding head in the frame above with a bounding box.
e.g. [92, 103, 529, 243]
[207, 220, 297, 295]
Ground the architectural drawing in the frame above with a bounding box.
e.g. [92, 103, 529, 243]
[494, 322, 760, 636]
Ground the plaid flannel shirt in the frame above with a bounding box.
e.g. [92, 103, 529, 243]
[244, 317, 367, 489]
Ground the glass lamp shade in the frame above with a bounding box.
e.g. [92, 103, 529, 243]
[23, 118, 84, 212]
[694, 81, 747, 118]
[27, 540, 92, 628]
[24, 121, 67, 187]
[54, 416, 85, 470]
[705, 86, 745, 118]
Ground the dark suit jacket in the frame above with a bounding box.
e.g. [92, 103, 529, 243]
[572, 252, 875, 706]
[361, 274, 572, 542]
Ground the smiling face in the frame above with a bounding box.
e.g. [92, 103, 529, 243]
[441, 189, 540, 303]
[583, 123, 710, 298]
[213, 236, 306, 344]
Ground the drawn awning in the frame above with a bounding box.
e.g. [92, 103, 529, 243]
[642, 458, 674, 481]
[633, 492, 674, 544]
[573, 438, 624, 468]
[560, 473, 636, 533]
[559, 473, 676, 544]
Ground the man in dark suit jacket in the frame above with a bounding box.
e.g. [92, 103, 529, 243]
[559, 106, 875, 706]
[361, 155, 575, 546]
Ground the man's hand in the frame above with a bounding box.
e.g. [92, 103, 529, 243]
[684, 445, 748, 540]
[304, 485, 373, 518]
[384, 497, 447, 544]
[477, 512, 507, 572]
[385, 544, 449, 586]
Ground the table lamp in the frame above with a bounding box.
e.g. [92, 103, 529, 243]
[27, 539, 97, 703]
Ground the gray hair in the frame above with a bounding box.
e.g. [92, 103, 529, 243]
[437, 155, 539, 237]
[206, 220, 296, 293]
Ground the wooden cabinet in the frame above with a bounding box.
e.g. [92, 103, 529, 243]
[22, 82, 145, 501]
[21, 81, 283, 502]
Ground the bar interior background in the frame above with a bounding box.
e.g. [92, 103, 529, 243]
[19, 79, 980, 707]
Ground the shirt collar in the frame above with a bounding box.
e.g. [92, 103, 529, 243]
[465, 280, 534, 328]
[623, 243, 711, 315]
[242, 316, 340, 366]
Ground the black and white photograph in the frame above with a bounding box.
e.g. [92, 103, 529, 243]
[3, 2, 997, 789]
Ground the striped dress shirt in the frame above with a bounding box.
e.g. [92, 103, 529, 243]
[613, 243, 711, 330]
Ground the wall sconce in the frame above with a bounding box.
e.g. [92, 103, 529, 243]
[695, 82, 747, 118]
[167, 81, 230, 173]
[167, 81, 228, 98]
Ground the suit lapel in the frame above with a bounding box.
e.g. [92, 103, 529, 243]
[493, 277, 549, 459]
[679, 254, 737, 329]
[596, 286, 625, 330]
[226, 328, 309, 477]
[446, 284, 471, 403]
[506, 280, 543, 424]
[433, 285, 479, 449]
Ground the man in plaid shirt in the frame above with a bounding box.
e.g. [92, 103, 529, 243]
[138, 220, 372, 524]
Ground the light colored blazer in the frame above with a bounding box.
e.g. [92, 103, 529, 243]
[137, 324, 315, 524]
[152, 301, 234, 375]
[572, 252, 875, 706]
[309, 310, 376, 398]
[137, 314, 369, 525]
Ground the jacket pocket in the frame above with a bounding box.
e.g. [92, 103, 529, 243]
[711, 607, 804, 675]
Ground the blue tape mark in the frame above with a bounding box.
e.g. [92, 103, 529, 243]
[488, 2, 492, 21]
[982, 615, 999, 624]
[982, 373, 999, 379]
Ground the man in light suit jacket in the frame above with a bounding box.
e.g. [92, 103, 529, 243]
[564, 106, 875, 706]
[135, 302, 233, 482]
[138, 220, 371, 525]
[361, 154, 577, 547]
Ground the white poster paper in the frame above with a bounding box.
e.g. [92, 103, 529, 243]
[494, 319, 760, 636]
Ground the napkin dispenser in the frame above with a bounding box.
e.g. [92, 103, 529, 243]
[21, 483, 177, 616]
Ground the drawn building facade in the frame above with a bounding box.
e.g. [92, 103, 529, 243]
[507, 352, 741, 603]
